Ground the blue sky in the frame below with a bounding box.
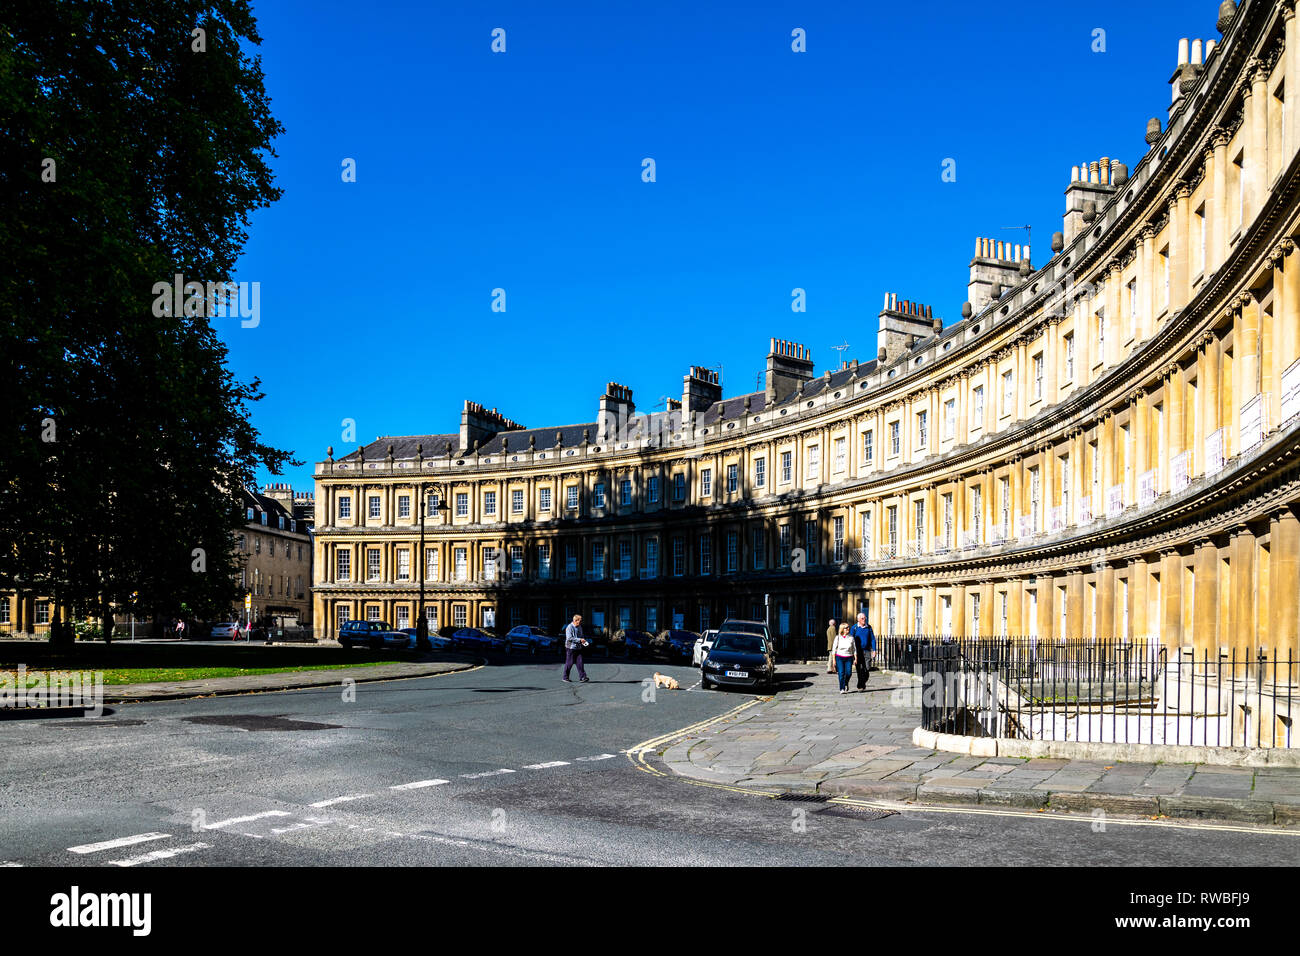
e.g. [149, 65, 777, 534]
[225, 0, 1209, 493]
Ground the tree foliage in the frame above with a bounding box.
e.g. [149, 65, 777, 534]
[0, 0, 295, 638]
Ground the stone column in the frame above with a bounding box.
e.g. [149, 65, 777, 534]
[1131, 556, 1149, 641]
[1248, 60, 1269, 218]
[1138, 227, 1155, 339]
[1097, 563, 1116, 640]
[1270, 508, 1300, 655]
[1171, 183, 1192, 312]
[1191, 540, 1218, 657]
[1283, 4, 1299, 161]
[1161, 548, 1183, 646]
[1229, 526, 1255, 661]
[1280, 241, 1300, 384]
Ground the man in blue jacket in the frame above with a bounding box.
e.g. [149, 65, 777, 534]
[850, 611, 876, 691]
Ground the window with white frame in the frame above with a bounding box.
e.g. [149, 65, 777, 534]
[781, 451, 792, 482]
[511, 489, 524, 514]
[338, 496, 351, 520]
[833, 516, 844, 562]
[726, 531, 738, 572]
[397, 550, 410, 581]
[566, 485, 579, 510]
[539, 487, 552, 512]
[751, 525, 765, 570]
[619, 478, 632, 506]
[1064, 333, 1075, 381]
[425, 548, 439, 581]
[804, 518, 818, 565]
[699, 534, 712, 575]
[369, 495, 381, 519]
[727, 463, 738, 492]
[806, 444, 820, 479]
[970, 592, 981, 637]
[701, 469, 712, 497]
[887, 505, 898, 555]
[913, 500, 925, 548]
[916, 410, 927, 450]
[886, 597, 897, 636]
[336, 549, 351, 580]
[510, 545, 523, 579]
[755, 457, 766, 487]
[367, 548, 381, 581]
[538, 543, 551, 577]
[1030, 466, 1041, 530]
[943, 492, 954, 547]
[972, 485, 982, 542]
[1002, 370, 1014, 415]
[483, 490, 497, 516]
[0, 598, 8, 626]
[944, 399, 956, 439]
[1033, 353, 1044, 400]
[366, 605, 381, 622]
[671, 536, 684, 576]
[619, 539, 632, 578]
[672, 473, 686, 501]
[973, 385, 985, 424]
[779, 524, 791, 567]
[453, 605, 467, 627]
[889, 420, 900, 455]
[396, 605, 410, 628]
[565, 544, 578, 577]
[591, 541, 605, 578]
[594, 482, 606, 508]
[862, 430, 874, 465]
[454, 547, 467, 581]
[1096, 307, 1106, 357]
[455, 492, 468, 517]
[833, 438, 846, 472]
[337, 604, 351, 628]
[647, 476, 660, 503]
[398, 495, 411, 519]
[645, 538, 659, 576]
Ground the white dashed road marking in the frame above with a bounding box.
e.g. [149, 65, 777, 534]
[574, 753, 618, 761]
[203, 811, 292, 830]
[108, 842, 211, 867]
[68, 832, 171, 855]
[310, 794, 372, 808]
[390, 779, 450, 790]
[522, 761, 570, 770]
[460, 769, 516, 779]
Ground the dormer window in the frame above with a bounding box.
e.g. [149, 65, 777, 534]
[260, 512, 267, 525]
[247, 507, 254, 521]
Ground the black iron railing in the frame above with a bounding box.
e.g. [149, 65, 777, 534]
[912, 641, 1296, 749]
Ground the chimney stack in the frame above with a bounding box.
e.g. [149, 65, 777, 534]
[764, 339, 815, 404]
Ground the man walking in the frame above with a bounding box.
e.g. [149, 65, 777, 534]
[851, 611, 876, 691]
[562, 613, 590, 683]
[825, 617, 838, 674]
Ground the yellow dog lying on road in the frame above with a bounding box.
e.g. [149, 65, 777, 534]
[653, 672, 680, 690]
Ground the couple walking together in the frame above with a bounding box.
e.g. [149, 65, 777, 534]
[827, 612, 875, 695]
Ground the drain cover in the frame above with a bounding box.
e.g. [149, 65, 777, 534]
[182, 714, 340, 731]
[774, 792, 832, 802]
[817, 804, 898, 821]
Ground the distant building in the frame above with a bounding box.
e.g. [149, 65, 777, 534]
[237, 486, 314, 628]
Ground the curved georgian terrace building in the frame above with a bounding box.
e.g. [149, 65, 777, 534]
[313, 0, 1300, 659]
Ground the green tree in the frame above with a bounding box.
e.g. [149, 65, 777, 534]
[0, 1, 295, 644]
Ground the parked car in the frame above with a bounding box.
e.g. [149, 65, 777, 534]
[661, 629, 700, 662]
[452, 627, 506, 652]
[692, 629, 720, 666]
[338, 620, 409, 650]
[701, 630, 777, 692]
[208, 622, 240, 640]
[719, 619, 773, 654]
[504, 625, 558, 654]
[397, 627, 455, 651]
[619, 628, 654, 658]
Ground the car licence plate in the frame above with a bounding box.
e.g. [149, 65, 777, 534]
[725, 670, 748, 678]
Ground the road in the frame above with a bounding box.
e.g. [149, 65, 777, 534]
[1, 657, 1295, 866]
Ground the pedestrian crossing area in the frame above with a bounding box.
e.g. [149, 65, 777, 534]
[25, 750, 623, 867]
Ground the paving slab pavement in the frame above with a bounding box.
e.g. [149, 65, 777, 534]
[656, 667, 1300, 828]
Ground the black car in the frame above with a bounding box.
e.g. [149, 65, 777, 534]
[701, 631, 777, 692]
[620, 628, 654, 658]
[661, 629, 699, 662]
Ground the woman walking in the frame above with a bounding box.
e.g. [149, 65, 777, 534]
[831, 623, 856, 694]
